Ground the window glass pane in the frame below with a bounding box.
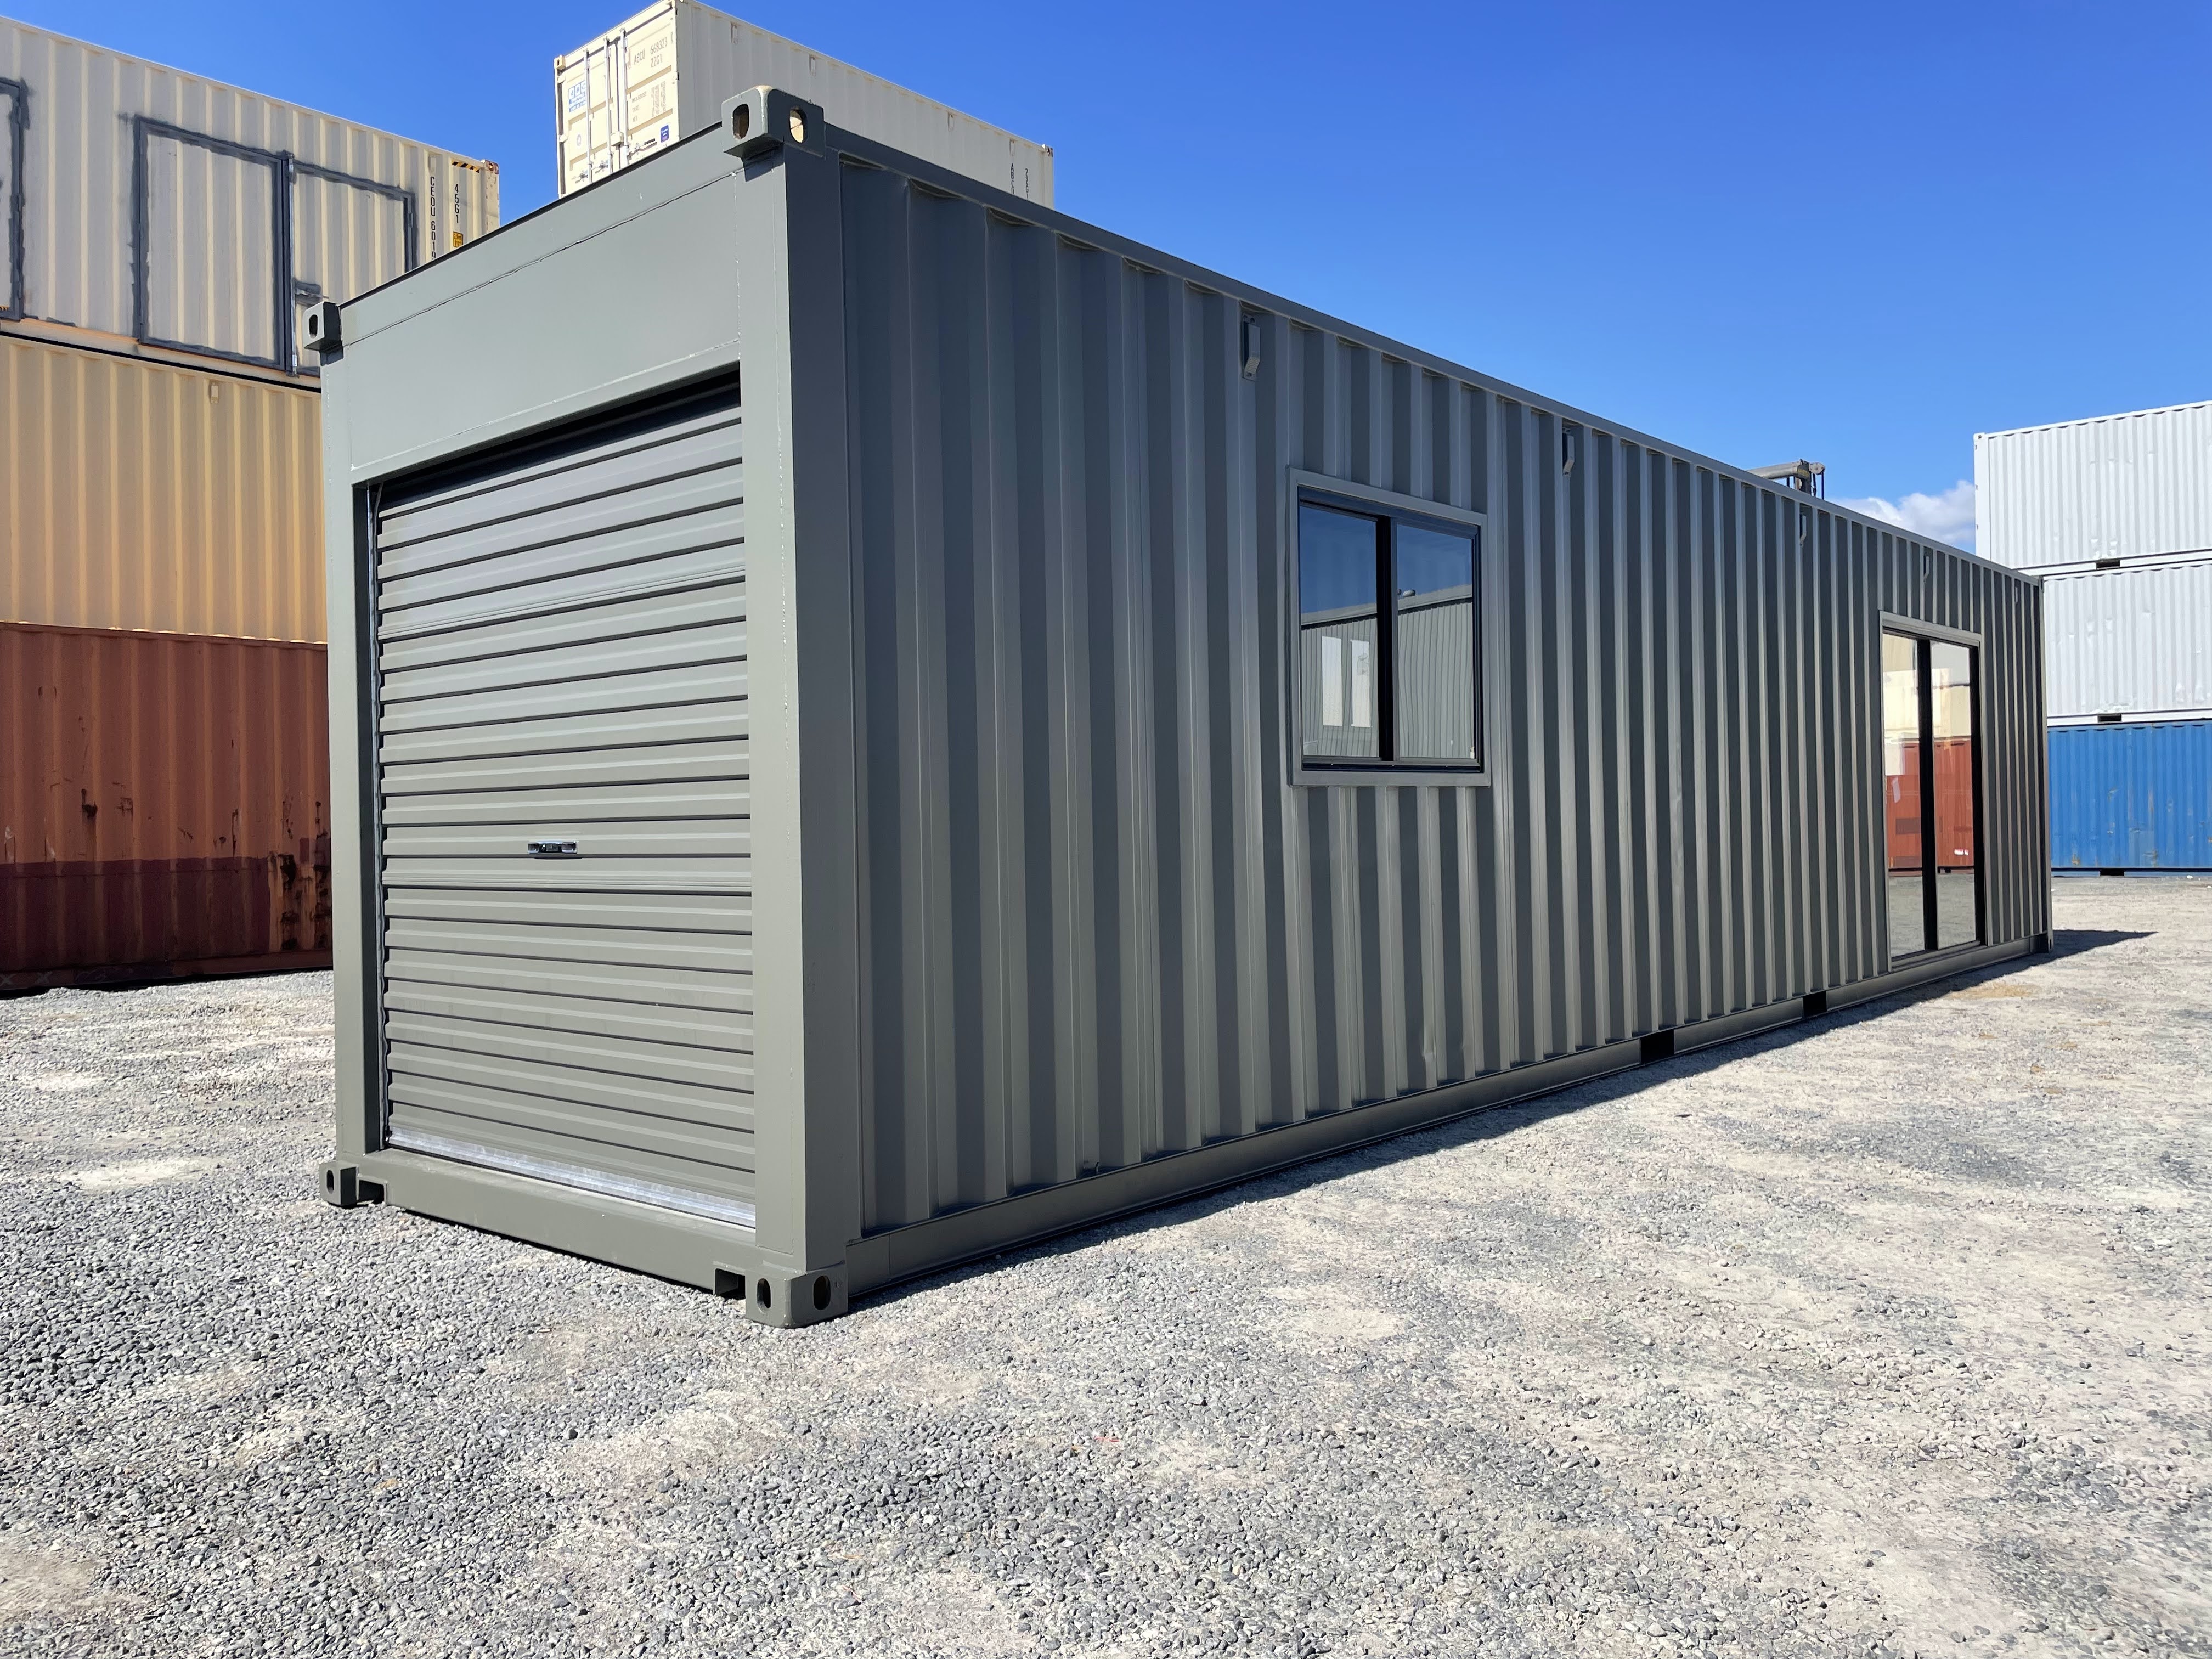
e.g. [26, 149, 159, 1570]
[1300, 504, 1380, 760]
[1881, 631, 1926, 958]
[1930, 641, 1979, 949]
[1392, 522, 1477, 763]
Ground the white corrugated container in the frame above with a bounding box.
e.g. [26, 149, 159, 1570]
[0, 16, 498, 376]
[1976, 400, 2212, 572]
[556, 2, 1051, 205]
[2042, 562, 2212, 724]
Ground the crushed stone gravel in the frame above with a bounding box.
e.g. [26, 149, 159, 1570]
[1, 878, 2207, 1658]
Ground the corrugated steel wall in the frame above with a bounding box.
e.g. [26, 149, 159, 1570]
[0, 15, 496, 359]
[2050, 720, 2212, 871]
[0, 622, 330, 978]
[1977, 400, 2212, 570]
[832, 168, 2050, 1238]
[1, 333, 324, 640]
[2041, 561, 2212, 723]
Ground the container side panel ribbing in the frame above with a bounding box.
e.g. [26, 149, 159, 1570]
[834, 165, 2050, 1238]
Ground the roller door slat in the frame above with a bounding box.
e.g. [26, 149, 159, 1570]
[385, 1013, 753, 1091]
[382, 888, 752, 931]
[380, 739, 748, 797]
[381, 781, 749, 827]
[379, 541, 745, 642]
[384, 946, 752, 1012]
[382, 619, 743, 703]
[388, 1077, 755, 1174]
[379, 661, 742, 733]
[389, 1041, 754, 1127]
[371, 382, 755, 1227]
[377, 702, 746, 767]
[378, 582, 746, 675]
[379, 409, 742, 549]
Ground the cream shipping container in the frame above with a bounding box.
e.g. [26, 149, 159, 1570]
[555, 1, 1051, 204]
[313, 89, 2050, 1324]
[0, 15, 498, 376]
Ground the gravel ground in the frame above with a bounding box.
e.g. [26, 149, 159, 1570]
[2, 878, 2207, 1659]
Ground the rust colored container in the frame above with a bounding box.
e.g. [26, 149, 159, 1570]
[0, 622, 331, 988]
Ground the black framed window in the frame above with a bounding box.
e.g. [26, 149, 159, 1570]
[1297, 489, 1481, 771]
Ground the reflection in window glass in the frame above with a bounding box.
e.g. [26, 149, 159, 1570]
[1882, 631, 1926, 958]
[1392, 523, 1477, 763]
[1930, 641, 1979, 950]
[1300, 504, 1380, 760]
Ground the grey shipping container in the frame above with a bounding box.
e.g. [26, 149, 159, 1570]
[314, 89, 2052, 1324]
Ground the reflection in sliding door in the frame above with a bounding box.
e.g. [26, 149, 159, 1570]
[1882, 632, 1927, 958]
[1882, 629, 1982, 961]
[1931, 641, 1979, 949]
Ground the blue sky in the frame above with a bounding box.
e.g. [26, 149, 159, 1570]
[18, 0, 2206, 546]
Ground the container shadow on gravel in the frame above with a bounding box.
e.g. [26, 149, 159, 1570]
[2045, 926, 2157, 957]
[860, 929, 2157, 1314]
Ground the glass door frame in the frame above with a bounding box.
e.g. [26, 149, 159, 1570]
[1877, 612, 1987, 969]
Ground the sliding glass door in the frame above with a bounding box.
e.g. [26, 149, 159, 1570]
[1882, 630, 1980, 960]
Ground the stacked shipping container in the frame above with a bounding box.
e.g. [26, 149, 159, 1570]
[555, 0, 1051, 204]
[1976, 400, 2212, 871]
[0, 17, 497, 986]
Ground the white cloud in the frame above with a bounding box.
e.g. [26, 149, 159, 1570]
[1836, 479, 1977, 551]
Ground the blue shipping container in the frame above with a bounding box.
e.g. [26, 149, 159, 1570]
[2050, 720, 2212, 871]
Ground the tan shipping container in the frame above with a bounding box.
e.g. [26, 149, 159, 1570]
[1, 333, 323, 642]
